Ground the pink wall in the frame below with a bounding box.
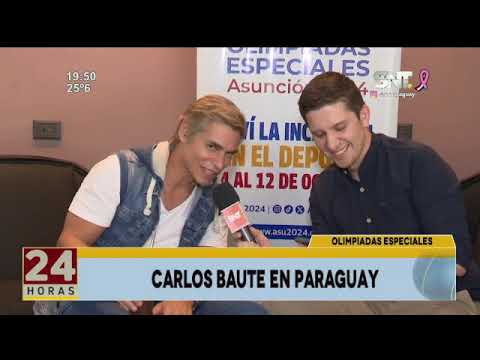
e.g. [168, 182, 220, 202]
[399, 48, 480, 180]
[1, 47, 478, 180]
[0, 48, 196, 169]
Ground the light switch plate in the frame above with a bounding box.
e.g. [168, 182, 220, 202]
[33, 121, 62, 140]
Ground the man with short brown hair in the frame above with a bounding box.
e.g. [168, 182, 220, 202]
[297, 71, 479, 304]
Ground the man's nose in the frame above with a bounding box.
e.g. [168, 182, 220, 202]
[325, 134, 339, 153]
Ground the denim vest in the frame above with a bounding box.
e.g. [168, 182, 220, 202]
[35, 145, 216, 315]
[96, 145, 216, 247]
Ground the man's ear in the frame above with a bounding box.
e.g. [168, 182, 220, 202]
[359, 104, 370, 127]
[178, 115, 189, 143]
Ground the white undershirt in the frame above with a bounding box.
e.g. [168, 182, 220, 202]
[143, 186, 198, 248]
[69, 144, 227, 248]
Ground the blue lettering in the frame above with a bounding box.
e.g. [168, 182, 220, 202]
[269, 122, 279, 140]
[342, 60, 356, 76]
[258, 122, 280, 141]
[245, 116, 256, 140]
[357, 47, 370, 56]
[259, 123, 269, 140]
[303, 59, 312, 74]
[272, 58, 286, 75]
[341, 47, 357, 56]
[287, 59, 302, 75]
[256, 58, 270, 73]
[357, 60, 370, 76]
[227, 57, 240, 74]
[290, 123, 302, 141]
[282, 122, 312, 141]
[241, 57, 255, 74]
[310, 59, 326, 75]
[325, 47, 340, 55]
[228, 48, 243, 54]
[302, 124, 312, 141]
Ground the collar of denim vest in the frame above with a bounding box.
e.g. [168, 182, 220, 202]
[151, 141, 169, 180]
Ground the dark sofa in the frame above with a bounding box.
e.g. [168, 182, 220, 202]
[1, 155, 479, 314]
[0, 156, 87, 314]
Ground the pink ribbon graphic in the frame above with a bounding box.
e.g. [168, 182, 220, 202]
[415, 69, 430, 92]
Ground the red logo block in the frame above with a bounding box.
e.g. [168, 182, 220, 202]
[222, 202, 250, 233]
[23, 248, 78, 300]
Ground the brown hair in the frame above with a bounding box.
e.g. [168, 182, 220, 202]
[170, 95, 245, 149]
[298, 72, 365, 121]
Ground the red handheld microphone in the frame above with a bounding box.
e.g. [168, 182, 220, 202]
[212, 182, 256, 243]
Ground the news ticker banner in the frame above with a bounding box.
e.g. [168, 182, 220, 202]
[23, 235, 456, 302]
[197, 48, 402, 242]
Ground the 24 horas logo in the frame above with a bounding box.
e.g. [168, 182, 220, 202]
[23, 248, 78, 300]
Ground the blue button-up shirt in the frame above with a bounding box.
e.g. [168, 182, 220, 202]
[309, 133, 472, 268]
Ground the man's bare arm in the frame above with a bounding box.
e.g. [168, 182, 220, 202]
[57, 212, 106, 247]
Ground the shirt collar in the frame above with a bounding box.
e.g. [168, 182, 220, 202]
[337, 132, 378, 182]
[151, 141, 170, 179]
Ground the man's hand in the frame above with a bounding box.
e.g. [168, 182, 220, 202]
[118, 301, 144, 313]
[152, 301, 194, 315]
[456, 264, 467, 277]
[233, 226, 271, 247]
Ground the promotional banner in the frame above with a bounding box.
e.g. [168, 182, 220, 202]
[23, 235, 456, 301]
[197, 47, 402, 242]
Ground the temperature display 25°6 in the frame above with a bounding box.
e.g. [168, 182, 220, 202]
[66, 83, 91, 93]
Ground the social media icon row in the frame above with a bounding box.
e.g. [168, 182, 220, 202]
[272, 204, 305, 215]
